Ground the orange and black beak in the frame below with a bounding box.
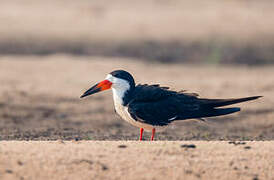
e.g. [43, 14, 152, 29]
[80, 80, 112, 98]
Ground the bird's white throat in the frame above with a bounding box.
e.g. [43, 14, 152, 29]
[105, 74, 130, 106]
[112, 88, 127, 105]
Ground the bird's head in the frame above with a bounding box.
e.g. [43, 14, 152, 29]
[80, 70, 135, 98]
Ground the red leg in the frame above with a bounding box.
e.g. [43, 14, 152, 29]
[139, 128, 144, 141]
[151, 128, 156, 141]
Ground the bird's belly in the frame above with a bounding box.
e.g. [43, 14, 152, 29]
[114, 103, 157, 131]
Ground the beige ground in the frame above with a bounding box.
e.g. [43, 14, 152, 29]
[0, 141, 273, 180]
[0, 55, 273, 140]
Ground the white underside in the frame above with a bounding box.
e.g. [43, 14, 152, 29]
[114, 101, 152, 131]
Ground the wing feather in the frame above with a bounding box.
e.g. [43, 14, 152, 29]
[127, 84, 200, 126]
[126, 85, 260, 125]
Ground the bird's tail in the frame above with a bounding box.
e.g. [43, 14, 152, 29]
[199, 107, 241, 118]
[180, 96, 262, 120]
[199, 96, 262, 108]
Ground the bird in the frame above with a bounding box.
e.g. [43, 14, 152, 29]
[80, 70, 262, 141]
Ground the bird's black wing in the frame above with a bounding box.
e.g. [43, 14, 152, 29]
[127, 84, 261, 126]
[129, 84, 176, 102]
[127, 84, 199, 126]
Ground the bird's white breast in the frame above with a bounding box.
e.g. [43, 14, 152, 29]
[112, 89, 155, 131]
[113, 100, 155, 131]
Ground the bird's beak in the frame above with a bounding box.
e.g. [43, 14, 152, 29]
[80, 80, 112, 98]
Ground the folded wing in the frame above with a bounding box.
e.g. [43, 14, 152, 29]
[127, 84, 262, 126]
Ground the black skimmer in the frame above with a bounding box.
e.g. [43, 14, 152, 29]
[80, 70, 262, 141]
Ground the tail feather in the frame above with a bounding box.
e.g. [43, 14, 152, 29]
[200, 96, 262, 108]
[178, 96, 261, 120]
[180, 107, 241, 120]
[202, 107, 241, 118]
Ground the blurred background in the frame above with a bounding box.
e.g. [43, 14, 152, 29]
[0, 0, 273, 140]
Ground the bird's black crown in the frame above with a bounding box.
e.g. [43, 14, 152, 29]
[110, 70, 135, 87]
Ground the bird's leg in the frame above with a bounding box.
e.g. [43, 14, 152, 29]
[151, 128, 156, 141]
[139, 128, 144, 141]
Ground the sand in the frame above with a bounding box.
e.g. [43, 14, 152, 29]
[1, 141, 273, 180]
